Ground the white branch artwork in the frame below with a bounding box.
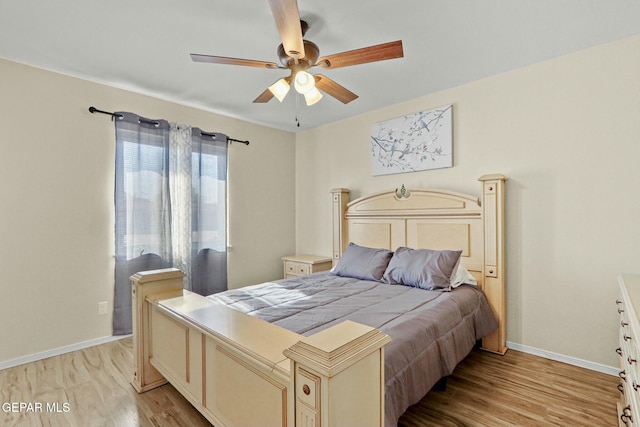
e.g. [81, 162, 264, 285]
[371, 105, 452, 176]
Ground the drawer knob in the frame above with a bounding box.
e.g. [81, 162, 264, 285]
[617, 347, 623, 356]
[617, 299, 623, 305]
[634, 381, 640, 392]
[622, 320, 630, 327]
[302, 384, 311, 395]
[620, 370, 627, 381]
[621, 405, 633, 425]
[619, 308, 626, 314]
[629, 356, 637, 365]
[624, 334, 632, 342]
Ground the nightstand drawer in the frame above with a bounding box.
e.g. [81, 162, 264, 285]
[285, 261, 311, 276]
[282, 255, 332, 279]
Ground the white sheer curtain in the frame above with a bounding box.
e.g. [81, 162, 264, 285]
[113, 114, 228, 335]
[169, 123, 193, 289]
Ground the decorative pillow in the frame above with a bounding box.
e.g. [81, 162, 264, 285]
[331, 242, 393, 281]
[383, 247, 463, 291]
[451, 265, 477, 288]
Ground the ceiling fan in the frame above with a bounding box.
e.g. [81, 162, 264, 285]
[190, 0, 404, 106]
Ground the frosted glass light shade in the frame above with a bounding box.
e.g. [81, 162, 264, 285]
[294, 71, 315, 94]
[268, 79, 290, 102]
[304, 87, 323, 106]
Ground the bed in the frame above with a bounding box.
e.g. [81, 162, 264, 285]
[130, 174, 507, 427]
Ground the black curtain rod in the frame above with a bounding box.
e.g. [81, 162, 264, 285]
[226, 137, 250, 145]
[89, 106, 122, 119]
[89, 106, 249, 145]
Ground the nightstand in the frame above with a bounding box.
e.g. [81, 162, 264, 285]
[282, 255, 332, 279]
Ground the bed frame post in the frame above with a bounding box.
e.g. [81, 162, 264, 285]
[284, 320, 391, 427]
[478, 174, 508, 355]
[130, 268, 185, 392]
[331, 188, 350, 267]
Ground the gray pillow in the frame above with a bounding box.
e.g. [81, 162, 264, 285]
[383, 247, 463, 291]
[331, 242, 393, 281]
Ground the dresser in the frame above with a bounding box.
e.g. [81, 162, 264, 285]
[617, 274, 640, 426]
[282, 254, 332, 279]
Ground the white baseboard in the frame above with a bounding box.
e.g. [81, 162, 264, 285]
[506, 341, 619, 376]
[1, 336, 618, 377]
[0, 335, 132, 371]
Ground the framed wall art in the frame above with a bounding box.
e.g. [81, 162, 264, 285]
[370, 104, 452, 176]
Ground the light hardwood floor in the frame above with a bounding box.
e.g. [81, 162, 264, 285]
[0, 338, 618, 427]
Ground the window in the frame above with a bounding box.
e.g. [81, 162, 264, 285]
[112, 112, 228, 335]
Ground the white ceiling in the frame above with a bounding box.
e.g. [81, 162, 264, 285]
[1, 0, 639, 132]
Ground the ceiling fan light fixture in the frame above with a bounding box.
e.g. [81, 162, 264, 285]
[191, 6, 404, 111]
[304, 87, 323, 106]
[294, 70, 315, 94]
[268, 78, 290, 102]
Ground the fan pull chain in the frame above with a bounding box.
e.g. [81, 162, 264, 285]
[295, 92, 301, 127]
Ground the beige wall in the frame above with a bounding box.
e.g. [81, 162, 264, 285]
[295, 34, 640, 368]
[0, 58, 295, 363]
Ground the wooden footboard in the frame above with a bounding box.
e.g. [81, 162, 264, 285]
[130, 269, 390, 427]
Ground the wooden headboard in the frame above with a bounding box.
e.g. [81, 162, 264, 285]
[331, 174, 507, 354]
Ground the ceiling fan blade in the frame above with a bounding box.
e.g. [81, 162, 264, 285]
[316, 40, 404, 69]
[314, 75, 358, 104]
[191, 53, 279, 69]
[253, 88, 275, 103]
[268, 0, 305, 60]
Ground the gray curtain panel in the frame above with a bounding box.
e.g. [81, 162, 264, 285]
[190, 129, 228, 296]
[114, 112, 173, 335]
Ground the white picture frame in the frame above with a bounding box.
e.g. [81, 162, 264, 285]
[370, 105, 453, 176]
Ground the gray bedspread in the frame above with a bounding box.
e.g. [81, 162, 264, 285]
[208, 272, 498, 426]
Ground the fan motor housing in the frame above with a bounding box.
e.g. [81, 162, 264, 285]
[278, 40, 320, 67]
